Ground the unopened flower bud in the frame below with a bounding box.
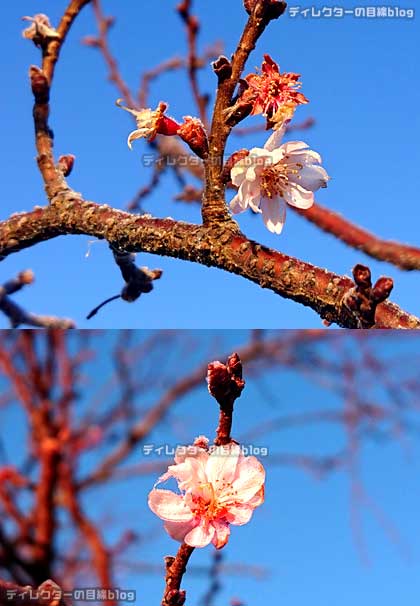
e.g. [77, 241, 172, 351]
[58, 154, 75, 177]
[193, 435, 210, 450]
[212, 55, 232, 82]
[29, 66, 49, 103]
[207, 354, 244, 405]
[177, 116, 209, 159]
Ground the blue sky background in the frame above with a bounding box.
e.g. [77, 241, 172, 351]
[1, 1, 419, 328]
[1, 330, 420, 605]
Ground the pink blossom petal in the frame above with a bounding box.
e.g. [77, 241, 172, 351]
[225, 504, 254, 526]
[211, 521, 231, 549]
[206, 444, 241, 487]
[169, 455, 209, 492]
[148, 489, 193, 522]
[164, 519, 197, 542]
[230, 456, 266, 503]
[260, 196, 286, 234]
[248, 485, 265, 508]
[174, 445, 208, 465]
[184, 519, 215, 548]
[282, 184, 314, 209]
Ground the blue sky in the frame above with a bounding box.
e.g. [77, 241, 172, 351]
[1, 331, 420, 605]
[1, 1, 419, 328]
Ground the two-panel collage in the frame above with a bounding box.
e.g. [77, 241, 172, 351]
[0, 1, 418, 605]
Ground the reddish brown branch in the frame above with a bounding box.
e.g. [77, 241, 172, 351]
[161, 544, 195, 606]
[0, 199, 418, 329]
[29, 0, 92, 194]
[177, 1, 209, 125]
[0, 271, 74, 329]
[294, 202, 420, 271]
[88, 0, 136, 107]
[61, 465, 114, 606]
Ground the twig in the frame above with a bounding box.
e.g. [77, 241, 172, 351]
[177, 1, 209, 125]
[88, 0, 136, 107]
[161, 545, 195, 606]
[0, 271, 74, 329]
[86, 248, 162, 319]
[29, 0, 92, 195]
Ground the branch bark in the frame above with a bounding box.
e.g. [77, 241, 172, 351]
[0, 197, 418, 329]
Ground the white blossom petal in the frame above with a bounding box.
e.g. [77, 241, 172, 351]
[231, 163, 248, 187]
[260, 197, 286, 234]
[288, 164, 329, 191]
[281, 140, 310, 155]
[263, 120, 289, 151]
[230, 193, 247, 214]
[282, 184, 314, 209]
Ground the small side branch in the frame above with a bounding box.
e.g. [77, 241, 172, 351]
[0, 271, 74, 328]
[161, 545, 195, 606]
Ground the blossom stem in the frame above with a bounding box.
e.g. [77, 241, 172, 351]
[215, 403, 234, 446]
[203, 1, 286, 226]
[162, 543, 195, 606]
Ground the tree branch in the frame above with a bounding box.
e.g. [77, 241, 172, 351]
[294, 202, 420, 271]
[0, 198, 418, 329]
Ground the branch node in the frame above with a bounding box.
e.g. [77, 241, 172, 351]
[341, 264, 394, 328]
[212, 55, 233, 82]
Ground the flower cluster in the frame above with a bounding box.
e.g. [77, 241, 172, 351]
[148, 440, 265, 549]
[117, 51, 329, 235]
[230, 122, 329, 234]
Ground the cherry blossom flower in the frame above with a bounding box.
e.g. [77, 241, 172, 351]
[229, 122, 330, 234]
[148, 441, 265, 549]
[243, 54, 308, 127]
[116, 99, 180, 147]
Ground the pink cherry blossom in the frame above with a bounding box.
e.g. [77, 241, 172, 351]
[229, 121, 330, 234]
[148, 441, 265, 549]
